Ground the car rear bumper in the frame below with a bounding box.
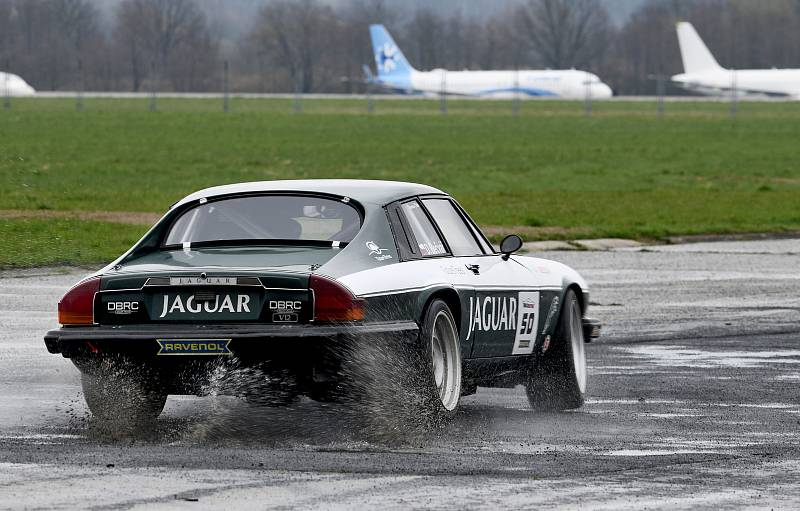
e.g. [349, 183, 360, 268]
[44, 321, 420, 357]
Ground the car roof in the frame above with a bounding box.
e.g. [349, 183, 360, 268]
[173, 179, 445, 208]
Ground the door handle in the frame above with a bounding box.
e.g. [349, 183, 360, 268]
[465, 264, 480, 275]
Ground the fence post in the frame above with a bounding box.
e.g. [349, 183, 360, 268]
[584, 71, 592, 117]
[648, 73, 666, 118]
[149, 60, 158, 112]
[223, 60, 230, 113]
[3, 60, 11, 110]
[76, 57, 84, 111]
[293, 75, 302, 113]
[439, 70, 447, 114]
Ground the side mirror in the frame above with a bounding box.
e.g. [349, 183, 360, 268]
[499, 234, 523, 261]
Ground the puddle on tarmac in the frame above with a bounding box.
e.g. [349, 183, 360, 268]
[601, 449, 721, 456]
[615, 346, 800, 369]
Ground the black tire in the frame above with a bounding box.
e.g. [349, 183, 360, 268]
[526, 289, 587, 411]
[333, 299, 461, 437]
[77, 357, 167, 423]
[419, 299, 462, 417]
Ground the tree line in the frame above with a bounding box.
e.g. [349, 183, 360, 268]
[2, 0, 800, 95]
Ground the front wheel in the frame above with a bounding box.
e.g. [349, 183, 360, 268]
[526, 289, 587, 411]
[77, 357, 168, 423]
[421, 299, 462, 415]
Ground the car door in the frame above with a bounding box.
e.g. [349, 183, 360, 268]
[418, 197, 539, 358]
[387, 198, 477, 357]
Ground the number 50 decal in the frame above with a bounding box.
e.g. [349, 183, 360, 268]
[512, 291, 540, 355]
[519, 312, 536, 335]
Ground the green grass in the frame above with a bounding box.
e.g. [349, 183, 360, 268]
[0, 218, 147, 268]
[2, 97, 800, 267]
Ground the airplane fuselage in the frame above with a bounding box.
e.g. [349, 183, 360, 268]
[1, 72, 36, 96]
[672, 68, 800, 98]
[379, 68, 613, 100]
[369, 24, 612, 100]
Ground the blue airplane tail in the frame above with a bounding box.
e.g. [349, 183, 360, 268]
[369, 25, 415, 85]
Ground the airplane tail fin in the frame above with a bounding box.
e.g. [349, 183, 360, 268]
[676, 21, 724, 73]
[369, 24, 415, 78]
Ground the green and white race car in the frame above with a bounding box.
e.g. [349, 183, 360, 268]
[45, 180, 600, 421]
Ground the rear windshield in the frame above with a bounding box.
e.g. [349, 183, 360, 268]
[164, 195, 361, 246]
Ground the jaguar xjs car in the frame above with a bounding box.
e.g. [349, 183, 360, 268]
[45, 180, 600, 421]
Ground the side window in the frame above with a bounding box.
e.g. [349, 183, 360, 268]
[400, 200, 448, 257]
[422, 198, 485, 256]
[386, 204, 417, 260]
[453, 202, 494, 254]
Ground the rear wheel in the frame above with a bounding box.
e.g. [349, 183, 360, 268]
[526, 289, 587, 411]
[421, 299, 462, 415]
[325, 299, 462, 437]
[77, 356, 167, 423]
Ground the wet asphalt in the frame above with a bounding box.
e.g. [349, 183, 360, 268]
[1, 239, 799, 509]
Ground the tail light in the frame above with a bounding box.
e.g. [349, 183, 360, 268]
[310, 275, 364, 322]
[58, 277, 100, 325]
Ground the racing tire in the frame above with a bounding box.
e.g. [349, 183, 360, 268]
[333, 299, 461, 437]
[420, 299, 462, 417]
[78, 357, 168, 423]
[526, 289, 587, 411]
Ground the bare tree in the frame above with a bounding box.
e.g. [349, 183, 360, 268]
[247, 0, 339, 93]
[339, 0, 398, 91]
[8, 0, 800, 95]
[479, 14, 522, 70]
[115, 0, 217, 91]
[443, 11, 465, 69]
[115, 2, 145, 91]
[0, 0, 102, 90]
[54, 0, 102, 88]
[515, 0, 613, 69]
[168, 19, 219, 91]
[0, 1, 15, 63]
[56, 0, 99, 54]
[609, 0, 681, 94]
[405, 8, 445, 70]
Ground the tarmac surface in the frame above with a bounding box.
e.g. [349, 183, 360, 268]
[1, 238, 799, 509]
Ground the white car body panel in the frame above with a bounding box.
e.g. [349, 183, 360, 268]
[339, 255, 584, 298]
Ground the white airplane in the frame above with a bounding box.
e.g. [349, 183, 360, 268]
[1, 72, 35, 96]
[672, 21, 800, 98]
[367, 24, 612, 100]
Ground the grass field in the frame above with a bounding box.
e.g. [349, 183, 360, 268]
[2, 97, 800, 267]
